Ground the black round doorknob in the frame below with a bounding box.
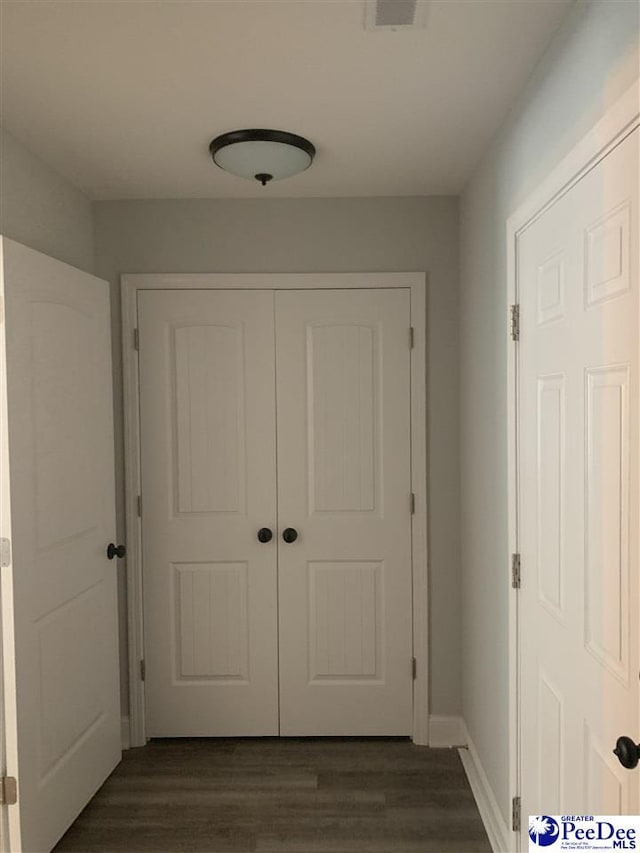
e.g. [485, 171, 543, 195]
[613, 736, 640, 769]
[257, 527, 273, 543]
[107, 543, 126, 560]
[282, 527, 298, 543]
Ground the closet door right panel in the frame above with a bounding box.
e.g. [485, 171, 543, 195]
[275, 288, 413, 735]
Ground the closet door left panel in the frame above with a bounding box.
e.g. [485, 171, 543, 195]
[138, 290, 279, 736]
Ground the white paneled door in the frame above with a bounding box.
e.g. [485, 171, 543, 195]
[276, 290, 413, 734]
[138, 291, 279, 736]
[519, 129, 639, 818]
[138, 288, 413, 736]
[0, 239, 121, 852]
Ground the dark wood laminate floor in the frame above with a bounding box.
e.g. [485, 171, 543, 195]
[54, 739, 491, 853]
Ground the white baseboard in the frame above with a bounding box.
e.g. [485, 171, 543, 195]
[458, 723, 512, 853]
[428, 715, 467, 747]
[121, 716, 131, 751]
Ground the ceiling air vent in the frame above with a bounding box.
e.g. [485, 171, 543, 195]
[365, 0, 428, 31]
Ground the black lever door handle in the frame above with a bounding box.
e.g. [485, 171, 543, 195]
[282, 528, 298, 543]
[107, 543, 127, 560]
[257, 527, 273, 543]
[614, 736, 640, 769]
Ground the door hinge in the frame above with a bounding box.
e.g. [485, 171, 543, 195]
[140, 659, 146, 681]
[137, 495, 142, 517]
[0, 776, 17, 806]
[409, 327, 415, 349]
[511, 553, 521, 589]
[133, 328, 140, 350]
[512, 795, 521, 833]
[0, 538, 11, 568]
[410, 493, 416, 514]
[510, 304, 520, 341]
[411, 657, 417, 680]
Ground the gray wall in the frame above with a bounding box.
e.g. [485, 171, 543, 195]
[459, 0, 639, 826]
[93, 195, 461, 720]
[0, 126, 94, 272]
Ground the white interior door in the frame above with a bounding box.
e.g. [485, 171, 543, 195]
[519, 129, 639, 820]
[138, 287, 413, 737]
[0, 238, 121, 852]
[138, 290, 279, 736]
[276, 289, 413, 735]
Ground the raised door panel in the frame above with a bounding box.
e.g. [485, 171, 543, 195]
[309, 560, 381, 681]
[537, 375, 565, 619]
[307, 323, 379, 515]
[175, 561, 249, 680]
[32, 302, 100, 551]
[174, 323, 246, 515]
[537, 251, 566, 326]
[537, 672, 563, 813]
[585, 366, 629, 681]
[585, 201, 630, 307]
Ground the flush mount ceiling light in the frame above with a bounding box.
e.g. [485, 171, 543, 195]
[209, 129, 316, 186]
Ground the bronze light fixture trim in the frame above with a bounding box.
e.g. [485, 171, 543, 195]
[209, 129, 316, 186]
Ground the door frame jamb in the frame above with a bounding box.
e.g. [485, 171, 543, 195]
[506, 82, 639, 852]
[121, 272, 429, 748]
[0, 239, 21, 853]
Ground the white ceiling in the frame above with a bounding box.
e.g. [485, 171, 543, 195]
[0, 0, 573, 200]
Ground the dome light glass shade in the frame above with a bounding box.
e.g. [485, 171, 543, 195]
[209, 129, 315, 185]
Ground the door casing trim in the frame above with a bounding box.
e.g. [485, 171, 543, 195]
[121, 272, 429, 747]
[506, 80, 639, 850]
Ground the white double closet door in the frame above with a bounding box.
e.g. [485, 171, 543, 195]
[138, 287, 414, 736]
